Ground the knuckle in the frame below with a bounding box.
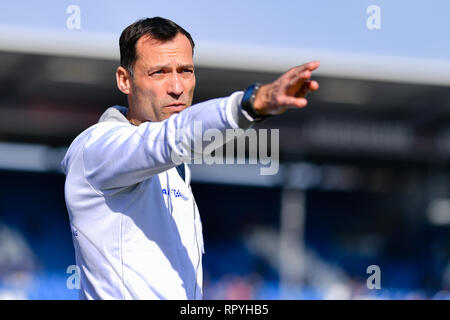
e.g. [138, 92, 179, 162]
[274, 95, 284, 106]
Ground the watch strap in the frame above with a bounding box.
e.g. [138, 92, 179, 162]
[240, 83, 269, 123]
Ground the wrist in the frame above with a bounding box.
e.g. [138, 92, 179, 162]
[241, 83, 270, 122]
[252, 84, 270, 116]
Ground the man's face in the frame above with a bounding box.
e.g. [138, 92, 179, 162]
[125, 32, 196, 123]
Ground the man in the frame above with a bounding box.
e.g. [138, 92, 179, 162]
[61, 17, 319, 300]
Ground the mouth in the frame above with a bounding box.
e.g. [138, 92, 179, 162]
[164, 102, 186, 113]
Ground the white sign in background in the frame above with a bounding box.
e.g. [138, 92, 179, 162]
[0, 1, 449, 85]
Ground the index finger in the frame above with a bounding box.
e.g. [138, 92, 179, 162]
[302, 60, 320, 71]
[286, 61, 320, 81]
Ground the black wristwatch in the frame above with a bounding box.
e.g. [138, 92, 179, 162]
[241, 83, 269, 123]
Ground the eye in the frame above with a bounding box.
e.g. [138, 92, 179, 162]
[180, 68, 194, 76]
[151, 70, 163, 75]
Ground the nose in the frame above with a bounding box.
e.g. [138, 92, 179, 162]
[167, 72, 183, 97]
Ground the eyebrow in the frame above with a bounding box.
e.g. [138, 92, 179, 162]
[147, 64, 195, 72]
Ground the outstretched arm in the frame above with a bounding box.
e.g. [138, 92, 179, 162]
[78, 61, 320, 193]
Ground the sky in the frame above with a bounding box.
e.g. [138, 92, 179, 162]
[0, 0, 448, 61]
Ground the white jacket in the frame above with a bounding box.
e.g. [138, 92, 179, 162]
[61, 92, 252, 299]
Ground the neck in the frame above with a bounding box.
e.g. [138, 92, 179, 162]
[126, 115, 141, 126]
[126, 106, 144, 126]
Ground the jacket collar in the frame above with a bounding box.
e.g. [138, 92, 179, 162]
[98, 105, 130, 124]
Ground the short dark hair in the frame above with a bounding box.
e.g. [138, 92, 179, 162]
[119, 17, 195, 77]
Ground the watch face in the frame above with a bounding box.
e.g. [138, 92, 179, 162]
[243, 84, 257, 104]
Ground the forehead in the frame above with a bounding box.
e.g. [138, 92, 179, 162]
[135, 33, 193, 66]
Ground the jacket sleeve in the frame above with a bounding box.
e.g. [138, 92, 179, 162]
[82, 92, 249, 193]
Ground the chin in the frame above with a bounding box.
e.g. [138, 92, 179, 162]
[158, 113, 177, 121]
[159, 106, 189, 121]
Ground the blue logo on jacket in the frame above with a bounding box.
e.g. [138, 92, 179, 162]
[162, 188, 182, 198]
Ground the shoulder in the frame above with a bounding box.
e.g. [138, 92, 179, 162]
[63, 122, 131, 163]
[70, 122, 128, 148]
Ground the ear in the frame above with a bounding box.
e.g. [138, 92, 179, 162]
[116, 66, 132, 95]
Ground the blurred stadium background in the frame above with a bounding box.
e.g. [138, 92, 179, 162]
[1, 0, 450, 299]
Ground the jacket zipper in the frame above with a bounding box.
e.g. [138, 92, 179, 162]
[192, 196, 201, 300]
